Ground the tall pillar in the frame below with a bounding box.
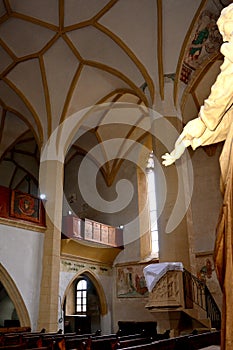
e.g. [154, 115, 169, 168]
[152, 116, 193, 270]
[37, 159, 64, 332]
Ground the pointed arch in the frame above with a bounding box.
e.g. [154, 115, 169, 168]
[62, 268, 107, 315]
[0, 264, 31, 327]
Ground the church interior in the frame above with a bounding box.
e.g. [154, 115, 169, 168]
[0, 0, 230, 349]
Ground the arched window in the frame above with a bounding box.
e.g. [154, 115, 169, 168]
[146, 152, 159, 258]
[76, 279, 87, 315]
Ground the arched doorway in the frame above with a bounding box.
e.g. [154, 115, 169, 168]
[0, 281, 19, 327]
[63, 272, 106, 334]
[0, 264, 30, 328]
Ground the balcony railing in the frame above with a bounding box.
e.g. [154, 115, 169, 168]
[62, 215, 123, 248]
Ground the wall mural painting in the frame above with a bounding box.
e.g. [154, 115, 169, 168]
[117, 265, 148, 298]
[196, 254, 222, 309]
[197, 258, 214, 283]
[180, 6, 222, 84]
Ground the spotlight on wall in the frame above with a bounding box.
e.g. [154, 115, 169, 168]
[40, 193, 46, 200]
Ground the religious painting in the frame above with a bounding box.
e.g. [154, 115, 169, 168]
[197, 258, 214, 282]
[10, 190, 42, 223]
[117, 264, 148, 298]
[180, 8, 222, 84]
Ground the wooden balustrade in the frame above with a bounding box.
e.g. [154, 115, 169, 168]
[62, 215, 123, 247]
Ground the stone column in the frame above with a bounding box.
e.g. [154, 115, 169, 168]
[37, 159, 64, 332]
[152, 116, 193, 270]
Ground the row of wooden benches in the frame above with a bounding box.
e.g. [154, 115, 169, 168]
[0, 328, 167, 350]
[0, 328, 220, 350]
[52, 331, 221, 350]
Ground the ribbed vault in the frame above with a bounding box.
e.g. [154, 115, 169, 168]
[0, 0, 230, 186]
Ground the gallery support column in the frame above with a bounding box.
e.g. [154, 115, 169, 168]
[37, 159, 64, 332]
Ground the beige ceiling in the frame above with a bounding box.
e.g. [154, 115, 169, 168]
[0, 0, 229, 188]
[0, 0, 157, 149]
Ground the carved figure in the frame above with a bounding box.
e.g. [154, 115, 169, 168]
[162, 4, 233, 165]
[162, 4, 233, 349]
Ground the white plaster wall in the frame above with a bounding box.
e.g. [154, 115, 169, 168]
[0, 224, 44, 330]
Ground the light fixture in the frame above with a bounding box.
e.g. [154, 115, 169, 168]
[40, 193, 46, 200]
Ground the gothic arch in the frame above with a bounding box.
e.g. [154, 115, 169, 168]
[0, 264, 31, 327]
[62, 268, 108, 316]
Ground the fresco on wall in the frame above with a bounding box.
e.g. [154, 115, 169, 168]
[196, 254, 222, 309]
[61, 259, 111, 276]
[180, 2, 224, 84]
[197, 257, 214, 282]
[117, 265, 148, 298]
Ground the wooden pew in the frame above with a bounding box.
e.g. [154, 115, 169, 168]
[0, 327, 31, 334]
[0, 327, 47, 347]
[173, 335, 190, 350]
[117, 322, 157, 338]
[117, 334, 143, 341]
[80, 331, 164, 350]
[0, 330, 82, 350]
[0, 343, 53, 350]
[82, 334, 153, 350]
[2, 334, 23, 346]
[0, 345, 25, 350]
[118, 338, 175, 350]
[117, 331, 221, 350]
[25, 348, 51, 350]
[63, 333, 117, 350]
[83, 337, 117, 350]
[0, 329, 220, 350]
[115, 337, 153, 349]
[0, 344, 25, 350]
[188, 331, 221, 350]
[22, 335, 43, 349]
[93, 334, 116, 340]
[62, 336, 89, 350]
[41, 335, 61, 349]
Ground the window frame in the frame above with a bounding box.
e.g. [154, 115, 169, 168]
[75, 278, 88, 316]
[146, 151, 159, 259]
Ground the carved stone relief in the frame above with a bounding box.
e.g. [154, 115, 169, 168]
[146, 271, 184, 309]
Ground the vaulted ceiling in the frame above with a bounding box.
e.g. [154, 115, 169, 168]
[0, 0, 230, 189]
